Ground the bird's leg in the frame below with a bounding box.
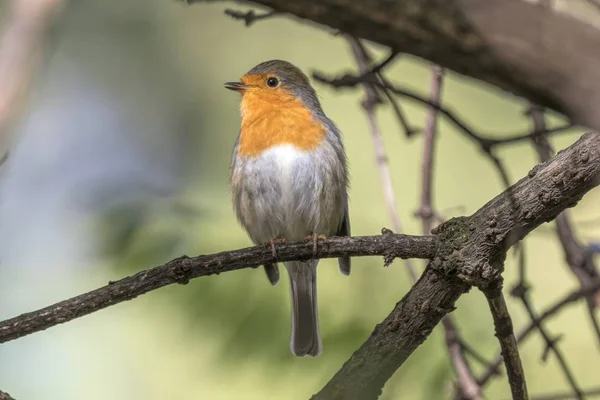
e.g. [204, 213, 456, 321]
[268, 236, 287, 259]
[304, 233, 327, 258]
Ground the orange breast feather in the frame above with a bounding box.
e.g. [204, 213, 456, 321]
[237, 89, 326, 157]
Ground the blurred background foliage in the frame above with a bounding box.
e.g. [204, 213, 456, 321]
[0, 0, 599, 399]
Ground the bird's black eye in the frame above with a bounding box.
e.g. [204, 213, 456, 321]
[266, 77, 279, 88]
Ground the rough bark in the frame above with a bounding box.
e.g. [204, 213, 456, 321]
[311, 132, 600, 399]
[1, 132, 599, 397]
[0, 233, 435, 344]
[206, 0, 600, 131]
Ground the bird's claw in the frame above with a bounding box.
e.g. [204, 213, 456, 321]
[268, 237, 287, 259]
[304, 233, 327, 258]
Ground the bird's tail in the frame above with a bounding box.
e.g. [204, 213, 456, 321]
[284, 261, 321, 357]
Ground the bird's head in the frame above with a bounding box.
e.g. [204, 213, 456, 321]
[225, 60, 322, 118]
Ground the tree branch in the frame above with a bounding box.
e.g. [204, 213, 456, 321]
[471, 106, 585, 396]
[312, 132, 600, 399]
[478, 278, 600, 387]
[0, 131, 597, 400]
[529, 106, 600, 345]
[312, 71, 573, 152]
[312, 265, 470, 400]
[346, 36, 418, 283]
[349, 40, 481, 399]
[417, 65, 444, 236]
[511, 253, 585, 399]
[0, 233, 436, 344]
[1, 132, 598, 398]
[529, 386, 600, 400]
[223, 8, 278, 26]
[442, 317, 482, 400]
[187, 0, 600, 131]
[522, 279, 600, 345]
[482, 279, 528, 400]
[3, 6, 600, 388]
[417, 64, 482, 400]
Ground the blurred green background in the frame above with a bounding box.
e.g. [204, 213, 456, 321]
[0, 1, 599, 399]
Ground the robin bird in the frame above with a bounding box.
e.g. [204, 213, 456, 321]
[225, 59, 351, 357]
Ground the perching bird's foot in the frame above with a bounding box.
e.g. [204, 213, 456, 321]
[304, 233, 327, 258]
[268, 237, 287, 259]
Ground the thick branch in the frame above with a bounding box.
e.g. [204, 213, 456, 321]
[475, 107, 588, 399]
[192, 0, 600, 131]
[312, 132, 600, 399]
[418, 64, 482, 400]
[3, 131, 600, 398]
[312, 266, 469, 400]
[0, 233, 436, 344]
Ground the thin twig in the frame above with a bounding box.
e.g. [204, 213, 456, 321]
[442, 318, 483, 400]
[312, 71, 574, 150]
[483, 279, 528, 400]
[223, 8, 278, 26]
[368, 50, 398, 75]
[529, 105, 600, 345]
[529, 386, 600, 400]
[313, 132, 600, 400]
[478, 279, 600, 386]
[514, 288, 584, 399]
[416, 64, 482, 400]
[345, 49, 419, 137]
[417, 65, 444, 235]
[474, 107, 597, 395]
[349, 41, 482, 400]
[460, 341, 502, 375]
[508, 175, 584, 400]
[0, 132, 595, 400]
[376, 75, 420, 137]
[347, 37, 418, 282]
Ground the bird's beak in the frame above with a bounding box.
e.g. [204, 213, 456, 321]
[224, 81, 249, 92]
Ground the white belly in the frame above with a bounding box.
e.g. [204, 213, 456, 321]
[232, 143, 343, 244]
[266, 144, 304, 208]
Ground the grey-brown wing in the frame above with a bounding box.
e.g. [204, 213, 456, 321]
[264, 263, 280, 285]
[228, 134, 241, 185]
[230, 134, 280, 285]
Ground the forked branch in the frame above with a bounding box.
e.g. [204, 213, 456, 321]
[311, 132, 600, 399]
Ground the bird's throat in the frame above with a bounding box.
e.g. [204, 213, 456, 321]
[237, 95, 326, 157]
